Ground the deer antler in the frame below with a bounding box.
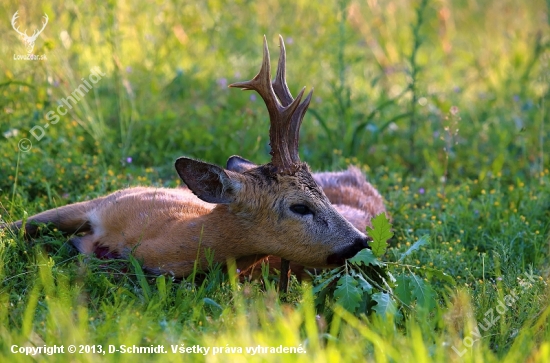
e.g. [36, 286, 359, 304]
[11, 11, 48, 40]
[11, 11, 28, 37]
[29, 13, 48, 41]
[230, 35, 313, 175]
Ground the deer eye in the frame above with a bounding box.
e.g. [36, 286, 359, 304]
[290, 204, 313, 216]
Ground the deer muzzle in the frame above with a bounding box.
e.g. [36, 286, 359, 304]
[326, 236, 370, 265]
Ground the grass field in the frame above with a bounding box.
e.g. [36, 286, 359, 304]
[1, 0, 550, 361]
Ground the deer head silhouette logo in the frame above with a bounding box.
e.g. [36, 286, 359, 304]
[11, 11, 48, 54]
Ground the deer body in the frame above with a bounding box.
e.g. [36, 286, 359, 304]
[15, 162, 373, 277]
[313, 166, 385, 232]
[24, 186, 268, 276]
[8, 36, 386, 280]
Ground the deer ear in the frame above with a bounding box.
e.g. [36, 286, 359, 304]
[226, 155, 258, 173]
[175, 157, 242, 204]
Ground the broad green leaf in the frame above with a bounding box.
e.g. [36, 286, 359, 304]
[421, 266, 456, 286]
[366, 213, 393, 257]
[349, 248, 382, 267]
[394, 274, 413, 305]
[372, 292, 397, 318]
[353, 271, 373, 294]
[312, 271, 341, 295]
[334, 275, 362, 313]
[409, 274, 436, 309]
[398, 235, 429, 262]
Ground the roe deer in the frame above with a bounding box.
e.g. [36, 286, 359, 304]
[7, 36, 383, 283]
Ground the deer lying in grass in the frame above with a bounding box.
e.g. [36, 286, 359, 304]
[8, 36, 386, 285]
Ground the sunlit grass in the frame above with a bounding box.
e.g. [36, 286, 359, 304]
[0, 249, 549, 362]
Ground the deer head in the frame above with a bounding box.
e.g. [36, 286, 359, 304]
[11, 11, 48, 54]
[174, 36, 369, 268]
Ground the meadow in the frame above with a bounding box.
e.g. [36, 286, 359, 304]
[0, 0, 549, 361]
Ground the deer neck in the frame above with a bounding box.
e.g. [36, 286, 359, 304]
[192, 204, 262, 261]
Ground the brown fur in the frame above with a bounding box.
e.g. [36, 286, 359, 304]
[226, 157, 386, 233]
[236, 164, 387, 280]
[313, 166, 387, 232]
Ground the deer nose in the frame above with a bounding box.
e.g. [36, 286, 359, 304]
[326, 236, 370, 265]
[356, 236, 370, 249]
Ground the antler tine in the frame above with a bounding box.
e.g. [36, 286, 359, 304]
[30, 13, 48, 41]
[40, 14, 48, 30]
[229, 36, 276, 98]
[272, 35, 293, 107]
[229, 36, 311, 175]
[272, 35, 313, 166]
[288, 89, 313, 164]
[11, 11, 28, 37]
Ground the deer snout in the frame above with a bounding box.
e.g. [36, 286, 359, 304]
[326, 236, 369, 265]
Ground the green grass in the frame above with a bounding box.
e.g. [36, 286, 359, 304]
[1, 0, 550, 361]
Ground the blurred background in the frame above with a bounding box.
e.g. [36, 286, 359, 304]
[0, 0, 548, 205]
